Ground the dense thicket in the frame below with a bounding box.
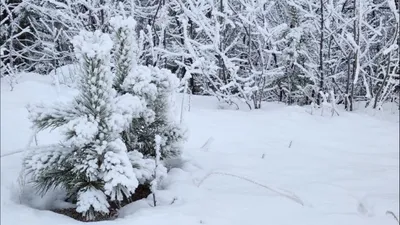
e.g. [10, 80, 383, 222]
[1, 0, 399, 110]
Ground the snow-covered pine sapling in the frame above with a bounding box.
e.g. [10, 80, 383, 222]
[109, 15, 186, 160]
[121, 59, 186, 159]
[22, 30, 145, 221]
[140, 66, 185, 158]
[110, 16, 138, 93]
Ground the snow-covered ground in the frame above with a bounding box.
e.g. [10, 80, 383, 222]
[1, 74, 399, 225]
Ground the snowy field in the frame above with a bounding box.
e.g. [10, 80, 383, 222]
[1, 74, 399, 225]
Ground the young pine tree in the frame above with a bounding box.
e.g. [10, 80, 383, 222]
[23, 30, 146, 220]
[110, 16, 186, 160]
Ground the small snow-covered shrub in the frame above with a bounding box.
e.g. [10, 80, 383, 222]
[22, 30, 148, 221]
[21, 15, 188, 221]
[121, 65, 186, 158]
[109, 16, 186, 209]
[111, 16, 186, 160]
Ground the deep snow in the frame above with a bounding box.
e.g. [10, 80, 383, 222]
[1, 74, 399, 225]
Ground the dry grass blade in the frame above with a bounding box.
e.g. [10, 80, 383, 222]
[197, 171, 305, 207]
[386, 211, 400, 224]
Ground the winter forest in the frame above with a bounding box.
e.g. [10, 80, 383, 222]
[1, 0, 399, 224]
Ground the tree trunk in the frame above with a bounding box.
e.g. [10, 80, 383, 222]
[345, 55, 351, 110]
[373, 54, 391, 109]
[318, 0, 324, 105]
[350, 0, 359, 112]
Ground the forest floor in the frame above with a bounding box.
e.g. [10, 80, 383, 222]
[1, 73, 399, 225]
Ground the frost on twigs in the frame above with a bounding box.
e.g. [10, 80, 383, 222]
[21, 30, 147, 221]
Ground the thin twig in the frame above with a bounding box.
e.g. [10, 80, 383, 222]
[201, 137, 214, 151]
[386, 211, 400, 224]
[1, 148, 25, 158]
[197, 171, 305, 206]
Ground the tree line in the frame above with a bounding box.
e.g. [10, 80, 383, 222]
[1, 0, 399, 110]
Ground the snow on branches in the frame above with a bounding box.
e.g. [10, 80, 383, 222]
[111, 16, 186, 160]
[22, 30, 146, 220]
[22, 15, 187, 220]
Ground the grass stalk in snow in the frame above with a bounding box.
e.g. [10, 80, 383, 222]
[197, 172, 305, 206]
[201, 137, 214, 151]
[386, 211, 400, 224]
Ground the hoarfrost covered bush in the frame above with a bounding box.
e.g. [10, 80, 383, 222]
[111, 16, 186, 160]
[22, 30, 150, 220]
[121, 65, 186, 158]
[22, 15, 187, 221]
